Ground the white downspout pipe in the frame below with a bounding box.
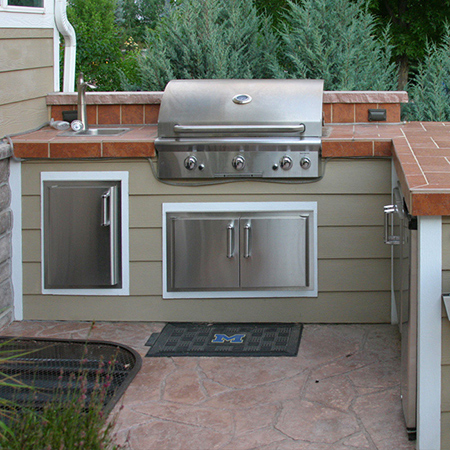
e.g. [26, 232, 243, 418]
[54, 0, 76, 92]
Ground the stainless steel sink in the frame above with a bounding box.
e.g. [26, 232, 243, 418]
[59, 128, 130, 137]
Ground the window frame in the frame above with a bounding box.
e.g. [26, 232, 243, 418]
[0, 0, 45, 13]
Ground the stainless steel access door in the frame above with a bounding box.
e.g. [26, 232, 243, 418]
[167, 212, 309, 292]
[168, 215, 240, 290]
[240, 215, 308, 289]
[43, 181, 121, 289]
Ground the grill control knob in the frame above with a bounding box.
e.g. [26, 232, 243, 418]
[232, 155, 246, 171]
[300, 157, 311, 170]
[280, 156, 293, 170]
[184, 156, 197, 170]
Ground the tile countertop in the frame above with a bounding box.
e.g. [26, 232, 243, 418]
[9, 121, 450, 216]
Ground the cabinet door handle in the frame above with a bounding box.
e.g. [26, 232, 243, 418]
[244, 223, 251, 258]
[102, 187, 119, 285]
[384, 204, 400, 245]
[227, 223, 234, 258]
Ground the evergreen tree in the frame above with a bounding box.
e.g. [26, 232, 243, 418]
[275, 0, 397, 91]
[362, 0, 450, 89]
[404, 27, 450, 121]
[131, 0, 279, 91]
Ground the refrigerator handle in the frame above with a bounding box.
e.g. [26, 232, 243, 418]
[101, 190, 111, 227]
[101, 187, 119, 285]
[243, 222, 251, 258]
[384, 204, 400, 245]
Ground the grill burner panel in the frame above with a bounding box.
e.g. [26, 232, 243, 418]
[158, 147, 320, 179]
[155, 79, 324, 179]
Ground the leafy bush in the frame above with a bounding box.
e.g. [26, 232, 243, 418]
[274, 0, 398, 91]
[130, 0, 279, 91]
[116, 0, 166, 45]
[67, 0, 126, 91]
[404, 26, 450, 121]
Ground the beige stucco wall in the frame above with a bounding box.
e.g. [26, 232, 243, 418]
[0, 28, 53, 137]
[21, 157, 392, 323]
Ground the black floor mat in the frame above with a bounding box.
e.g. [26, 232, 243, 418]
[145, 323, 302, 357]
[0, 336, 142, 415]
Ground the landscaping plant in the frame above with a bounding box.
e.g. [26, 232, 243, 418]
[129, 0, 279, 91]
[403, 26, 450, 122]
[274, 0, 398, 91]
[0, 343, 120, 450]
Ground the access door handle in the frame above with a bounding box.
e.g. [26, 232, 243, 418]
[243, 223, 251, 258]
[101, 190, 111, 226]
[384, 204, 400, 245]
[227, 223, 235, 258]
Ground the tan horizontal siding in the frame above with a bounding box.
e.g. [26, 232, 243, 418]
[23, 258, 390, 296]
[0, 28, 53, 39]
[0, 67, 54, 105]
[0, 38, 53, 73]
[0, 28, 53, 136]
[318, 226, 388, 259]
[21, 159, 391, 196]
[443, 411, 450, 449]
[0, 97, 49, 138]
[22, 291, 390, 323]
[21, 158, 391, 322]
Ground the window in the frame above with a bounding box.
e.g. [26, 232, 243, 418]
[7, 0, 43, 6]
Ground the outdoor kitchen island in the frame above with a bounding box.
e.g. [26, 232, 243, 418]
[8, 90, 450, 448]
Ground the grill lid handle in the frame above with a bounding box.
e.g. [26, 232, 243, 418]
[173, 124, 305, 134]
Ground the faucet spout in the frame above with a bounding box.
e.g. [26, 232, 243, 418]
[77, 73, 96, 131]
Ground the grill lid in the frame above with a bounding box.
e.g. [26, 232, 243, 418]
[157, 79, 324, 139]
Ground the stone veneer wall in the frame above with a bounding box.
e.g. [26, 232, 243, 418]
[0, 142, 13, 328]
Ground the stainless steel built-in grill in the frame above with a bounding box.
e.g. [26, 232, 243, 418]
[155, 79, 324, 179]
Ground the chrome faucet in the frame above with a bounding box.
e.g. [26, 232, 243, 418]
[77, 73, 96, 132]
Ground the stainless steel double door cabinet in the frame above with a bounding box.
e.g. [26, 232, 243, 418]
[43, 181, 121, 289]
[166, 212, 310, 292]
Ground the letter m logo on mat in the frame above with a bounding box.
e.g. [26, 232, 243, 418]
[211, 333, 246, 344]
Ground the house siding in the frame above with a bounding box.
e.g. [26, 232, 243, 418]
[0, 26, 53, 326]
[21, 157, 392, 323]
[0, 27, 53, 137]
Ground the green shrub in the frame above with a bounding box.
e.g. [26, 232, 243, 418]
[275, 0, 398, 91]
[130, 0, 279, 91]
[404, 26, 450, 121]
[0, 383, 117, 450]
[67, 0, 125, 91]
[0, 342, 119, 450]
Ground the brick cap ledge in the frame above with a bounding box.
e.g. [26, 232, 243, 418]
[324, 91, 408, 103]
[47, 91, 163, 105]
[47, 90, 409, 105]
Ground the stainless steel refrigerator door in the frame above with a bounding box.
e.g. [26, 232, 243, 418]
[168, 216, 240, 290]
[401, 222, 418, 436]
[43, 182, 121, 289]
[385, 186, 417, 437]
[239, 215, 308, 289]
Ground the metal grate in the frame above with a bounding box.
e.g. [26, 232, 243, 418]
[0, 337, 141, 415]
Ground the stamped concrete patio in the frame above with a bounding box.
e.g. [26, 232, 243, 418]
[1, 321, 416, 450]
